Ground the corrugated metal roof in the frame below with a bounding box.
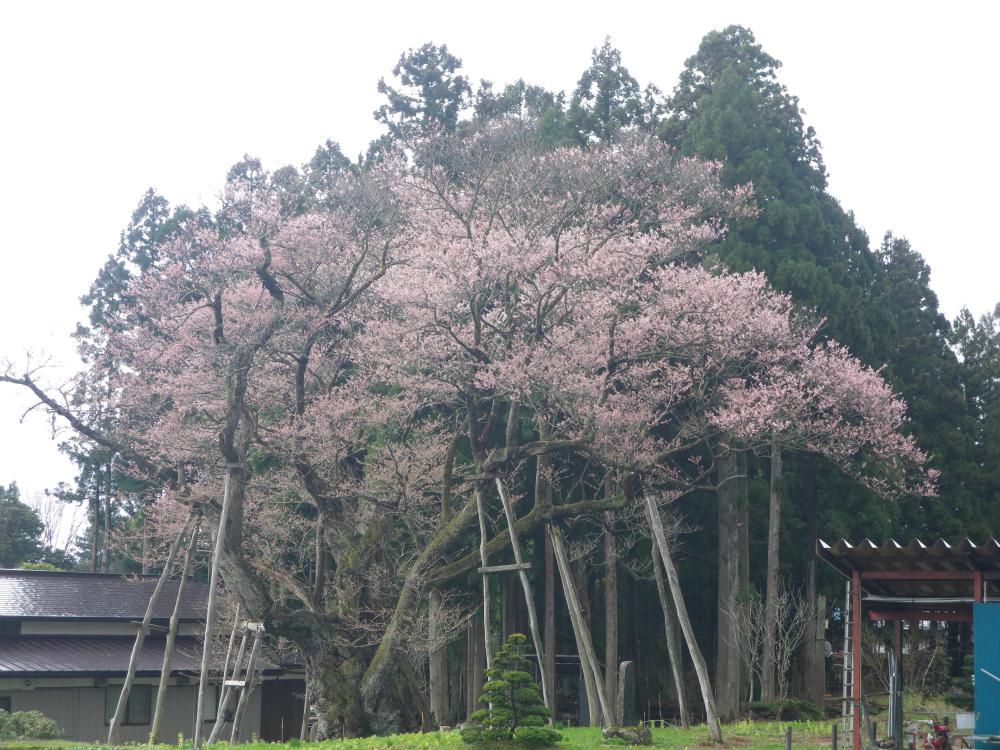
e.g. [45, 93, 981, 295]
[0, 570, 207, 621]
[0, 636, 203, 676]
[817, 538, 1000, 599]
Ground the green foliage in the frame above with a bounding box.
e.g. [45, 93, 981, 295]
[18, 562, 63, 572]
[374, 43, 472, 139]
[0, 483, 74, 571]
[659, 23, 982, 558]
[462, 634, 560, 747]
[0, 482, 44, 568]
[946, 655, 975, 710]
[567, 38, 658, 143]
[513, 726, 563, 746]
[0, 709, 62, 740]
[953, 303, 1000, 533]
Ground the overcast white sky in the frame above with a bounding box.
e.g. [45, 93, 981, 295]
[1, 1, 998, 511]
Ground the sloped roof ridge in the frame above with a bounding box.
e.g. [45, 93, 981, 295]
[0, 568, 207, 620]
[0, 568, 165, 579]
[818, 537, 1000, 547]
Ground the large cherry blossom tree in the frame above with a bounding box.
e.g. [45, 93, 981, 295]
[1, 122, 934, 739]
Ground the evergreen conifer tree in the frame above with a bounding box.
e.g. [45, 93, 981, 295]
[463, 634, 561, 746]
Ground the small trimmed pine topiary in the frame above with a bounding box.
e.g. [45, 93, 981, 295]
[461, 633, 561, 747]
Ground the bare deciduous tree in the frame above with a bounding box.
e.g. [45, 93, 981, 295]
[772, 585, 813, 712]
[728, 587, 767, 703]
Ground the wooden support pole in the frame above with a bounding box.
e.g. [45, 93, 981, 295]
[150, 522, 200, 743]
[478, 563, 532, 574]
[300, 673, 311, 741]
[543, 529, 556, 724]
[108, 511, 193, 745]
[208, 604, 241, 740]
[974, 571, 984, 602]
[495, 478, 551, 713]
[645, 494, 722, 743]
[230, 625, 264, 744]
[475, 485, 493, 671]
[194, 465, 238, 749]
[548, 524, 612, 726]
[651, 540, 689, 728]
[207, 624, 250, 744]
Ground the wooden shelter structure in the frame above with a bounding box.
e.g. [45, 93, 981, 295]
[817, 539, 1000, 750]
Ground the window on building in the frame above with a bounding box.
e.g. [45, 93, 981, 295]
[105, 684, 152, 725]
[0, 621, 21, 636]
[0, 696, 12, 713]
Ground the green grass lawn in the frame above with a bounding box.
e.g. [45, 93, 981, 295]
[1, 721, 839, 750]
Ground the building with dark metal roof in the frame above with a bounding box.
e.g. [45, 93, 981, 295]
[0, 569, 303, 744]
[0, 636, 204, 677]
[0, 568, 208, 621]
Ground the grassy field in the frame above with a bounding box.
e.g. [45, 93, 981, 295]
[1, 721, 839, 750]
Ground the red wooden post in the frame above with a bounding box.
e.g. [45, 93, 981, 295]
[974, 570, 984, 602]
[853, 568, 862, 750]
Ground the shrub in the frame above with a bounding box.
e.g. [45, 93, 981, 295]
[514, 726, 564, 745]
[0, 708, 62, 739]
[745, 698, 823, 721]
[461, 633, 561, 747]
[601, 726, 653, 745]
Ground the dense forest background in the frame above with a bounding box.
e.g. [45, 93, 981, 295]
[3, 24, 999, 733]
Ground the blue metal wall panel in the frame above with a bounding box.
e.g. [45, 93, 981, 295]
[974, 603, 1000, 744]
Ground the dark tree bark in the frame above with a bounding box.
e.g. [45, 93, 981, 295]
[762, 444, 783, 701]
[737, 451, 750, 601]
[803, 456, 824, 705]
[603, 511, 619, 716]
[466, 615, 485, 719]
[102, 460, 112, 572]
[503, 575, 516, 640]
[715, 449, 741, 721]
[90, 486, 99, 573]
[429, 590, 450, 727]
